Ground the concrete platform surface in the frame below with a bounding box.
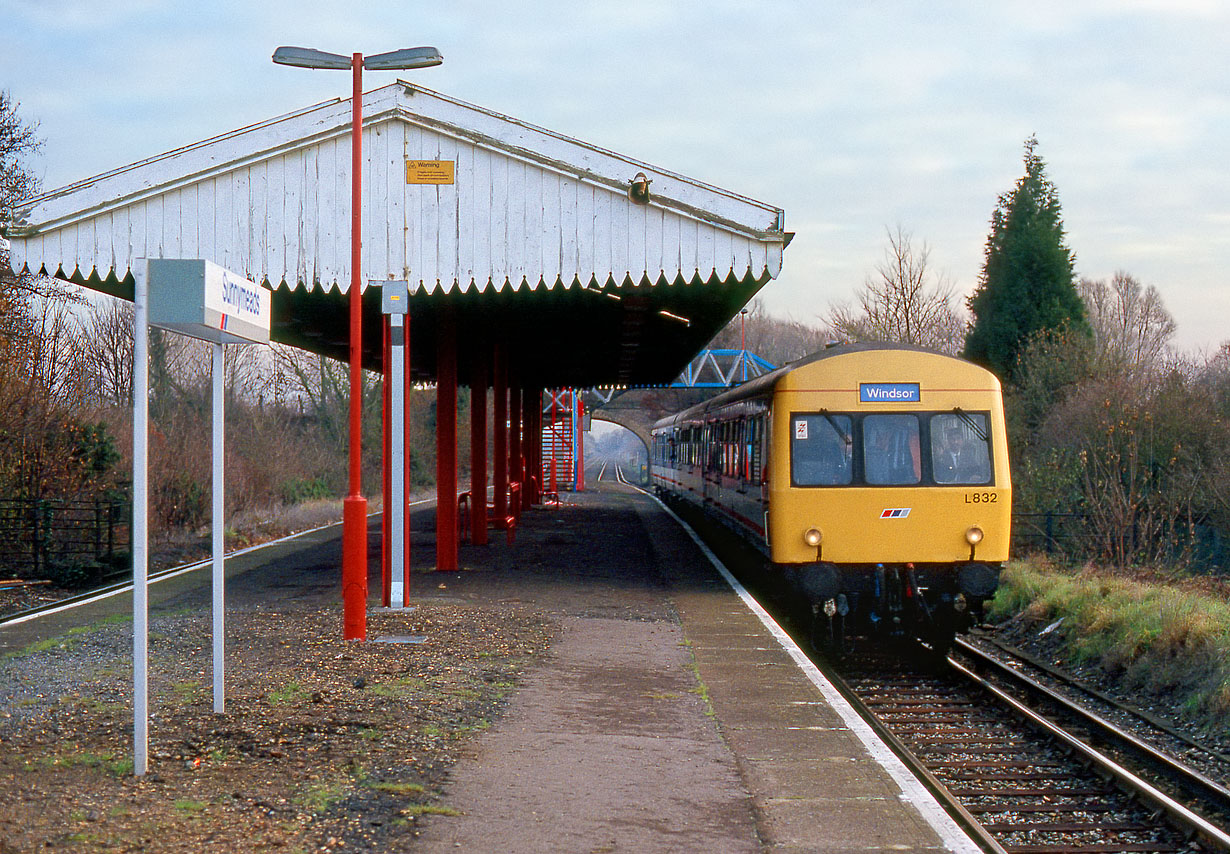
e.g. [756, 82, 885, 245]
[409, 485, 981, 853]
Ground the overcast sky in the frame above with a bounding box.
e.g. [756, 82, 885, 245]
[3, 0, 1227, 353]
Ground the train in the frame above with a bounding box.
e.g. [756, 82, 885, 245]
[649, 343, 1011, 651]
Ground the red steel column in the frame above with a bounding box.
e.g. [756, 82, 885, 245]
[531, 388, 543, 503]
[341, 52, 368, 641]
[436, 315, 458, 571]
[509, 379, 522, 520]
[381, 317, 391, 607]
[470, 355, 488, 545]
[493, 343, 507, 525]
[520, 387, 533, 510]
[577, 398, 586, 492]
[550, 390, 559, 495]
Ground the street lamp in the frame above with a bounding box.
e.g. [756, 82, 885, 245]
[273, 44, 442, 641]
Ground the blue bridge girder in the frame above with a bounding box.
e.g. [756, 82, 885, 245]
[581, 349, 777, 407]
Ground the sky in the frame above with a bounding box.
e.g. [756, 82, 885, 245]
[3, 0, 1227, 354]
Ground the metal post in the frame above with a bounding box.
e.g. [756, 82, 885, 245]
[471, 356, 489, 545]
[519, 387, 530, 510]
[550, 390, 558, 496]
[132, 260, 150, 775]
[341, 51, 368, 641]
[389, 313, 407, 605]
[436, 314, 458, 571]
[510, 378, 522, 513]
[493, 344, 507, 524]
[381, 316, 390, 607]
[577, 398, 585, 492]
[403, 310, 412, 598]
[211, 342, 225, 713]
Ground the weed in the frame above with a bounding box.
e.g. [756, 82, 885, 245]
[368, 677, 424, 698]
[400, 804, 462, 818]
[292, 775, 352, 813]
[173, 799, 208, 812]
[365, 781, 426, 796]
[171, 681, 203, 702]
[268, 682, 307, 705]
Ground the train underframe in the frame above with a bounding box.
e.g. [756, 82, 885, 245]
[784, 560, 1001, 656]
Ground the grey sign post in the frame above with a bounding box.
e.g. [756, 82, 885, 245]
[381, 281, 410, 608]
[131, 259, 270, 776]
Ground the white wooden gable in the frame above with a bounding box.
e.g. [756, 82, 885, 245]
[5, 82, 786, 295]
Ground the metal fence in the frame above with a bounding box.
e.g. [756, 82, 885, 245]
[1012, 511, 1228, 573]
[0, 498, 130, 577]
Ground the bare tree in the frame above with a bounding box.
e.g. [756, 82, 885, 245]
[825, 226, 965, 354]
[1078, 271, 1176, 381]
[705, 299, 828, 367]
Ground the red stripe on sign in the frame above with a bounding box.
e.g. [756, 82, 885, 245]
[881, 509, 893, 518]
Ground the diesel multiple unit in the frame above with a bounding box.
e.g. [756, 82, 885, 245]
[650, 343, 1011, 650]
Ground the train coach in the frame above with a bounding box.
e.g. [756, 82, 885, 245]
[650, 343, 1010, 651]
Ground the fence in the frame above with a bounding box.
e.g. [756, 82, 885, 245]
[0, 498, 130, 578]
[1012, 511, 1228, 573]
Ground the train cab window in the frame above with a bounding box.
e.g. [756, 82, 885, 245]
[863, 414, 921, 485]
[791, 414, 853, 486]
[930, 413, 992, 484]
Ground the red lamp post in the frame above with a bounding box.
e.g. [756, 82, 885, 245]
[273, 45, 442, 640]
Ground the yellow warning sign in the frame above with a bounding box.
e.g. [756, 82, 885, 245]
[405, 160, 455, 185]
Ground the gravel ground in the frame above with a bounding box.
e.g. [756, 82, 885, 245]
[0, 600, 557, 853]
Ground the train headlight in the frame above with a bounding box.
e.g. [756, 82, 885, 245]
[803, 527, 823, 548]
[965, 526, 984, 546]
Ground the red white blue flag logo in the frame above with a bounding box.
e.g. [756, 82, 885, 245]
[880, 508, 911, 518]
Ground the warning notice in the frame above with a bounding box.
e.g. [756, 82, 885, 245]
[405, 160, 455, 184]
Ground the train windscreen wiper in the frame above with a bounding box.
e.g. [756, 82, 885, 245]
[820, 410, 853, 447]
[952, 407, 988, 442]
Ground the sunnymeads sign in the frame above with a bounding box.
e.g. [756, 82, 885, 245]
[148, 259, 271, 345]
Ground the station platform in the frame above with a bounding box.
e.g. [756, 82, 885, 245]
[409, 484, 981, 853]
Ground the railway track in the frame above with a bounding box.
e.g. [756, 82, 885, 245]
[836, 641, 1230, 854]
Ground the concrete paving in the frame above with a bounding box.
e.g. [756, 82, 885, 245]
[410, 485, 982, 853]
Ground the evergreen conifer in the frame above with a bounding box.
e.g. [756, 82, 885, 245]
[964, 136, 1088, 379]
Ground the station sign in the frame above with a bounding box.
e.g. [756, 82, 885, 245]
[859, 382, 921, 403]
[148, 259, 271, 344]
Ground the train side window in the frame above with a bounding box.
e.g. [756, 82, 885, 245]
[791, 414, 853, 486]
[930, 413, 992, 484]
[863, 414, 921, 485]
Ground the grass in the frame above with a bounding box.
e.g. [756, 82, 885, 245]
[4, 614, 132, 661]
[292, 774, 353, 814]
[268, 681, 308, 705]
[173, 799, 208, 813]
[27, 750, 132, 776]
[367, 677, 425, 698]
[365, 781, 426, 796]
[988, 556, 1230, 733]
[680, 642, 716, 718]
[400, 804, 462, 818]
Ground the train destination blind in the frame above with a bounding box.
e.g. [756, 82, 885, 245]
[860, 382, 921, 403]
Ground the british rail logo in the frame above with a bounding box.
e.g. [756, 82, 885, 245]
[880, 508, 911, 519]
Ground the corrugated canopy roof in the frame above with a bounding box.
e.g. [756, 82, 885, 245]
[3, 82, 788, 387]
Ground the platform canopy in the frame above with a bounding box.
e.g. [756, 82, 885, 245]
[3, 82, 788, 388]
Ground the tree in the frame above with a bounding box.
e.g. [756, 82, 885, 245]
[1, 90, 40, 221]
[1079, 271, 1175, 382]
[825, 225, 965, 354]
[964, 135, 1088, 380]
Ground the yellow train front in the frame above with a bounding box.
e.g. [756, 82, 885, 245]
[650, 343, 1011, 650]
